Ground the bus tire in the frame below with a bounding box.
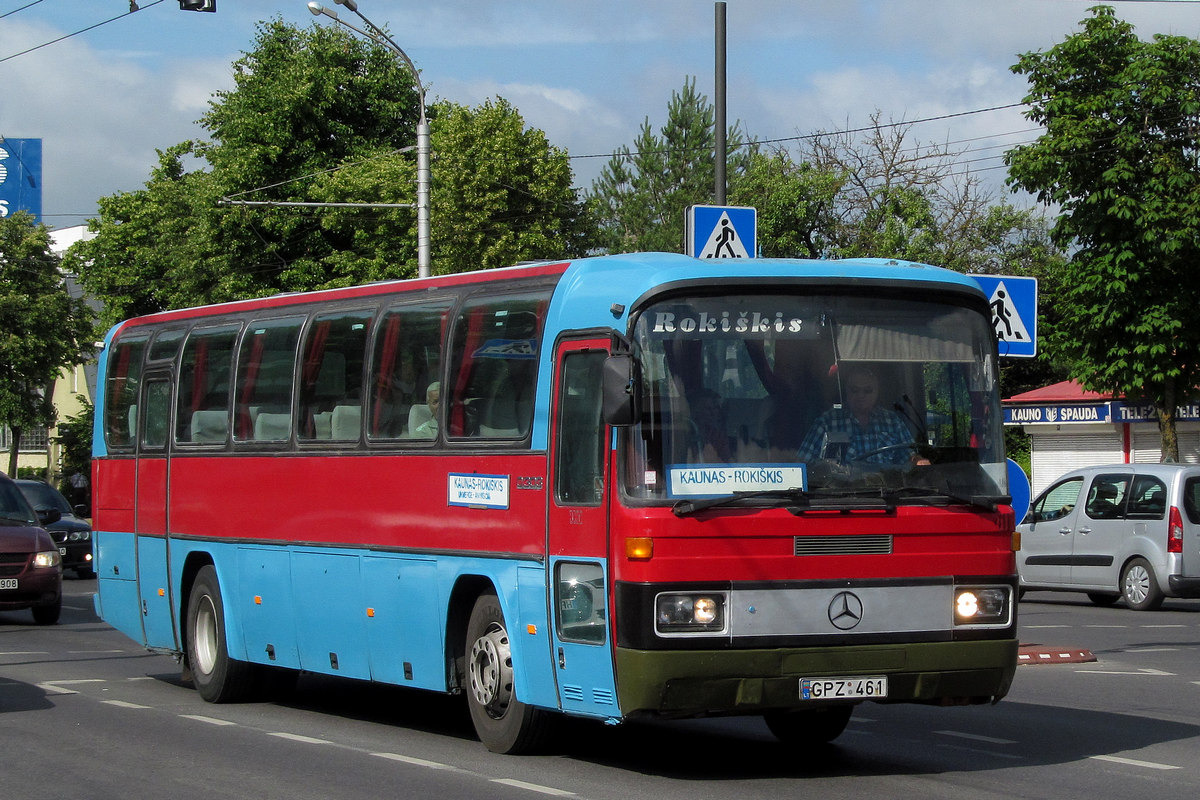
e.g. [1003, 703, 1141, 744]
[187, 565, 254, 703]
[465, 592, 550, 754]
[763, 705, 853, 745]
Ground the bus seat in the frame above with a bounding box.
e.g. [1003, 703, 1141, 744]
[190, 409, 228, 443]
[331, 404, 361, 440]
[127, 405, 138, 442]
[407, 404, 432, 435]
[253, 412, 291, 441]
[312, 411, 333, 440]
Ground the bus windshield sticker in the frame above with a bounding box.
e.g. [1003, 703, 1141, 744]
[448, 473, 511, 509]
[667, 464, 807, 497]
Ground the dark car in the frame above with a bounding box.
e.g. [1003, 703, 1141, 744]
[16, 479, 94, 578]
[0, 474, 63, 624]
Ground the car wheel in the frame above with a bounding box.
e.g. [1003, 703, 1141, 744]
[464, 592, 550, 754]
[1086, 592, 1119, 606]
[186, 565, 254, 702]
[31, 595, 62, 625]
[764, 705, 854, 744]
[1121, 558, 1164, 611]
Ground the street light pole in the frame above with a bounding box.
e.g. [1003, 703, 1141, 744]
[308, 0, 431, 278]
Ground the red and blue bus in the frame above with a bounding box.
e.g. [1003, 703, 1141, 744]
[92, 252, 1018, 753]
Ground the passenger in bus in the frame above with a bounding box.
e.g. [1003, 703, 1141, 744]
[409, 382, 440, 439]
[796, 365, 916, 465]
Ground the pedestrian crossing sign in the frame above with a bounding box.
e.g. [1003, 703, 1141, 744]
[972, 275, 1038, 358]
[687, 205, 756, 259]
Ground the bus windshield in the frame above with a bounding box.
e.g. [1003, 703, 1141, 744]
[623, 291, 1007, 505]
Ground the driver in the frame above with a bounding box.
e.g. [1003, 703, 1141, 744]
[797, 365, 915, 465]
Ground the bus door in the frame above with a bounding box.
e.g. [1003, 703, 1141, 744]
[133, 372, 178, 650]
[546, 337, 619, 719]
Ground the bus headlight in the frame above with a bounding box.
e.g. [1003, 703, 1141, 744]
[954, 586, 1010, 625]
[655, 592, 727, 635]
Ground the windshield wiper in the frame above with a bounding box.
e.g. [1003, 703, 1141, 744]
[884, 486, 1010, 512]
[672, 487, 896, 517]
[672, 489, 808, 517]
[0, 513, 33, 526]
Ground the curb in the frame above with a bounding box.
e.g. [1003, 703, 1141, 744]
[1017, 644, 1096, 665]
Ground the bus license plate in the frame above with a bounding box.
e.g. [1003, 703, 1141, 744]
[800, 676, 887, 700]
[0, 578, 17, 590]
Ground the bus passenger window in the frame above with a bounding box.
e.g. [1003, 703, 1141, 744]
[446, 293, 548, 440]
[103, 337, 146, 450]
[175, 326, 238, 445]
[234, 317, 302, 443]
[368, 301, 452, 440]
[298, 311, 371, 442]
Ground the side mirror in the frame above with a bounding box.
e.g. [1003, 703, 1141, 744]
[74, 504, 91, 518]
[36, 508, 62, 526]
[601, 353, 640, 426]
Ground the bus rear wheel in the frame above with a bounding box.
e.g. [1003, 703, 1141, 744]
[465, 592, 550, 754]
[187, 565, 254, 703]
[763, 705, 854, 745]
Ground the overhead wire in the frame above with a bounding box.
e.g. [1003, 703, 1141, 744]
[0, 0, 165, 64]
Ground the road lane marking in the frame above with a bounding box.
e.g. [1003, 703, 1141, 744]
[180, 714, 237, 726]
[1022, 624, 1071, 628]
[269, 732, 330, 745]
[102, 700, 151, 709]
[36, 679, 105, 695]
[372, 753, 455, 770]
[1077, 668, 1173, 676]
[1091, 754, 1178, 771]
[1126, 647, 1177, 653]
[935, 730, 1016, 745]
[490, 778, 575, 796]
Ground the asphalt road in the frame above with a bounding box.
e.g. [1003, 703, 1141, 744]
[3, 580, 1200, 800]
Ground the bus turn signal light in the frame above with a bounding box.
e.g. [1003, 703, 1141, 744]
[626, 537, 653, 560]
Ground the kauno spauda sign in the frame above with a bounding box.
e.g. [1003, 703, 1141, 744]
[1005, 401, 1200, 425]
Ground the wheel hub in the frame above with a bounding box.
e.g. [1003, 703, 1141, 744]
[469, 622, 513, 718]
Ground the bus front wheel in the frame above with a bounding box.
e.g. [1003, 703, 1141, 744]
[186, 565, 253, 703]
[465, 592, 550, 754]
[763, 705, 854, 745]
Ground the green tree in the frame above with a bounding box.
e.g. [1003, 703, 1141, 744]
[1005, 5, 1200, 461]
[68, 20, 590, 327]
[0, 213, 95, 476]
[728, 149, 840, 258]
[588, 78, 752, 253]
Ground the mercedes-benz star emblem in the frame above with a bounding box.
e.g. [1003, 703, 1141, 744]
[827, 591, 864, 630]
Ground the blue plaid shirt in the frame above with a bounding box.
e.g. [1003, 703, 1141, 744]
[797, 406, 915, 464]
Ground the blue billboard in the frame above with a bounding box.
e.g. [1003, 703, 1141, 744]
[0, 138, 43, 224]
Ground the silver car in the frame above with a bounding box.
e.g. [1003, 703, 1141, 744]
[1017, 464, 1200, 610]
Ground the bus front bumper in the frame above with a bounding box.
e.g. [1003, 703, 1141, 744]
[614, 639, 1018, 718]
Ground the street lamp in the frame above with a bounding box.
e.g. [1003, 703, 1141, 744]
[308, 0, 431, 278]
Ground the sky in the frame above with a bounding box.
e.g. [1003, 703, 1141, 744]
[4, 0, 1200, 231]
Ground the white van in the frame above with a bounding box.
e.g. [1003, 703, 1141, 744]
[1017, 464, 1200, 610]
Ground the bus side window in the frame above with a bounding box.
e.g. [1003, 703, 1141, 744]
[555, 351, 607, 505]
[368, 300, 452, 441]
[298, 311, 372, 442]
[233, 318, 303, 443]
[103, 337, 147, 450]
[446, 295, 547, 440]
[175, 326, 239, 445]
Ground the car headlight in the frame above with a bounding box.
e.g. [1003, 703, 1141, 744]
[68, 530, 91, 542]
[954, 586, 1010, 625]
[655, 592, 727, 635]
[33, 549, 62, 569]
